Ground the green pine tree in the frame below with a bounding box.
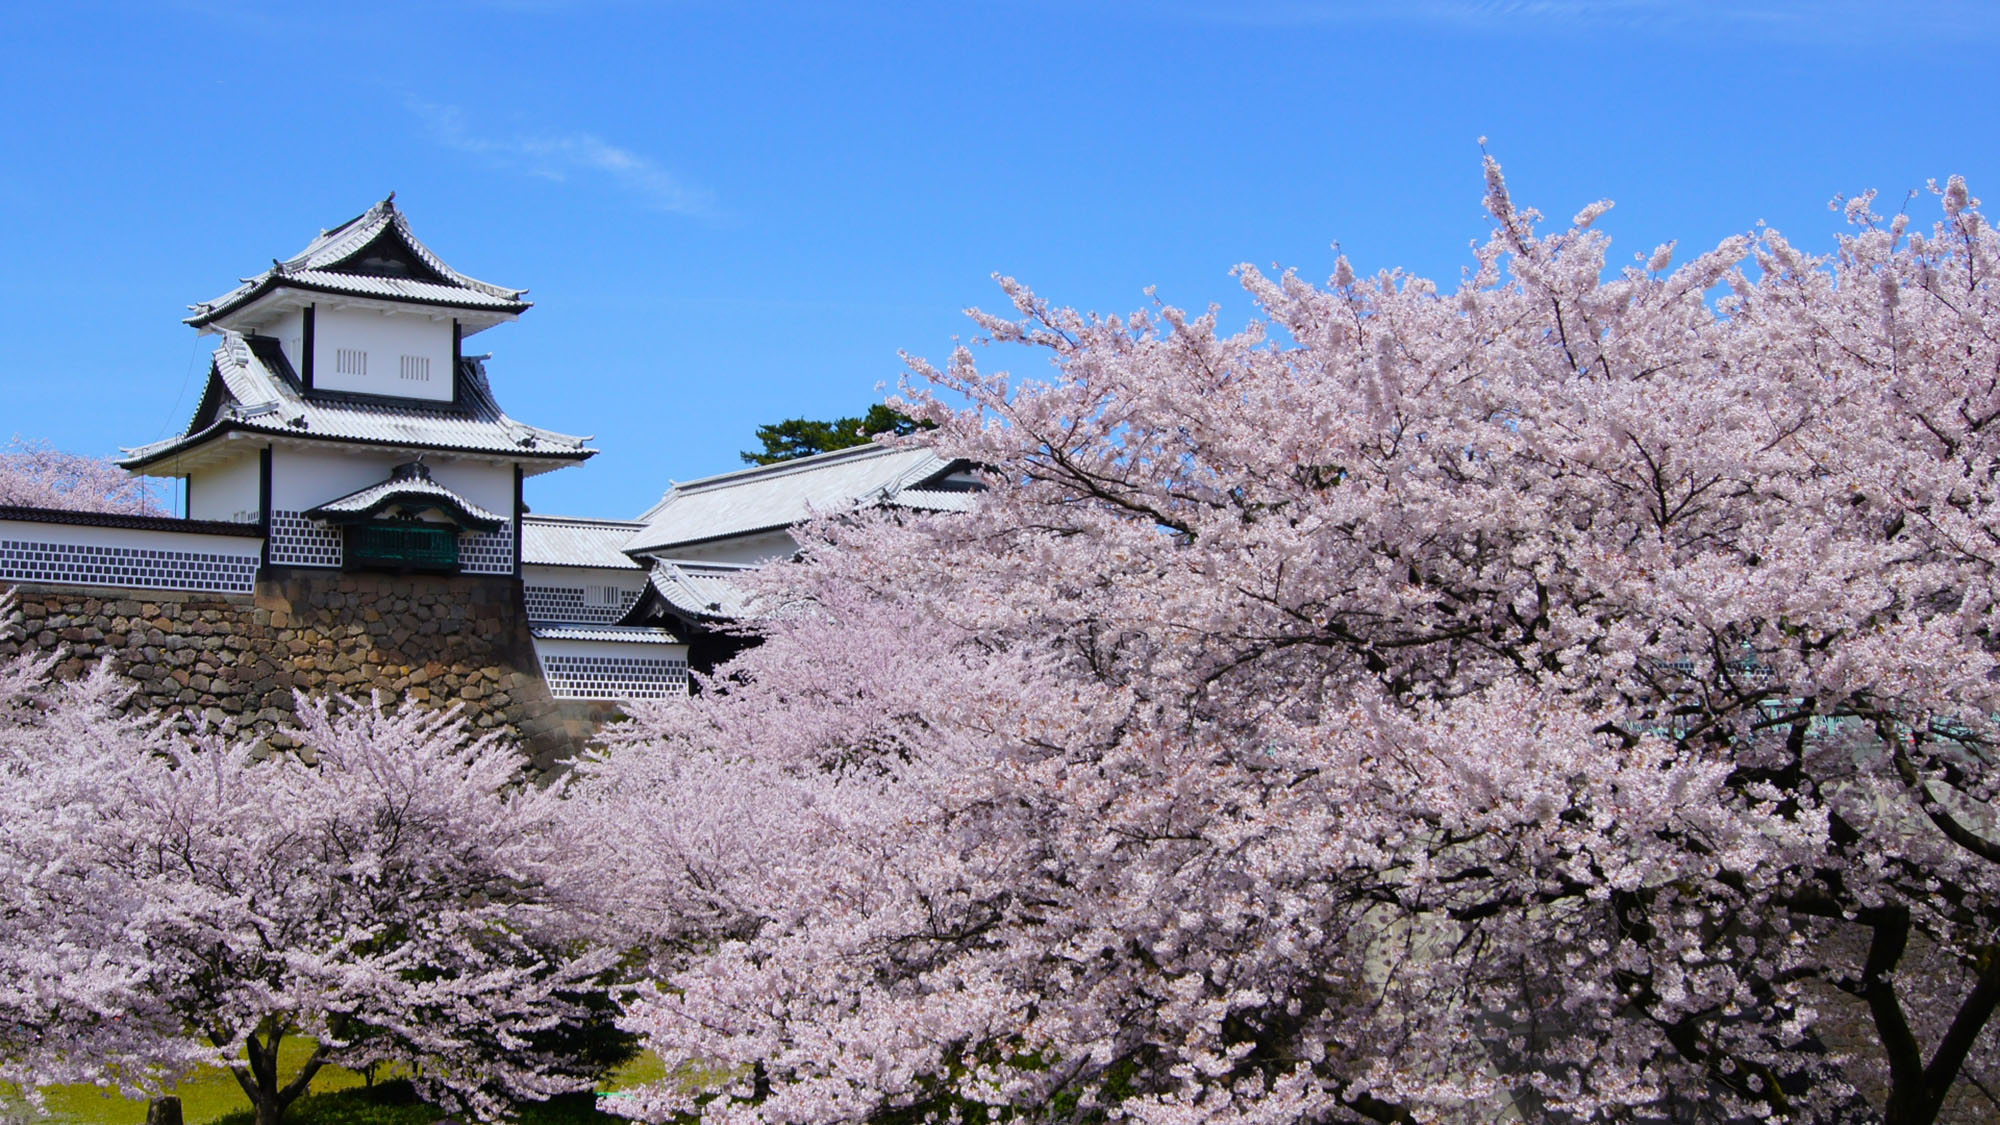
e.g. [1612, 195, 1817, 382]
[740, 405, 931, 465]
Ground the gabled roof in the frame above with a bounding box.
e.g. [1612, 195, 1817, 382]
[118, 333, 595, 473]
[622, 443, 975, 556]
[520, 515, 648, 570]
[632, 560, 757, 622]
[531, 624, 683, 645]
[186, 195, 530, 329]
[304, 462, 506, 531]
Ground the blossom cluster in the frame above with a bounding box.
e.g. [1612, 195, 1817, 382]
[0, 623, 615, 1124]
[578, 166, 2000, 1123]
[0, 438, 161, 514]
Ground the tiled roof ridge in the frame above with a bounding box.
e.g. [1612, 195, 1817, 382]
[383, 209, 523, 301]
[883, 451, 963, 493]
[278, 197, 523, 299]
[672, 441, 941, 494]
[642, 558, 756, 621]
[279, 200, 392, 275]
[188, 197, 529, 325]
[119, 338, 279, 463]
[304, 463, 507, 530]
[523, 514, 649, 529]
[119, 331, 597, 468]
[222, 333, 294, 414]
[530, 624, 684, 644]
[622, 443, 968, 554]
[648, 559, 756, 571]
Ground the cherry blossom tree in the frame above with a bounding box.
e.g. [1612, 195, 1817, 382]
[0, 622, 619, 1125]
[0, 438, 161, 514]
[579, 166, 2000, 1124]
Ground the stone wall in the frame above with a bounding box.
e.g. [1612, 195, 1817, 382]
[0, 570, 586, 772]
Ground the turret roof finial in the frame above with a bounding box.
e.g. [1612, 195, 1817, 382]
[183, 196, 531, 330]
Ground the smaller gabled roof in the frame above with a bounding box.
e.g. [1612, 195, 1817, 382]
[186, 195, 530, 329]
[119, 333, 594, 473]
[638, 560, 758, 621]
[531, 624, 683, 645]
[623, 443, 975, 556]
[520, 515, 648, 570]
[304, 462, 505, 531]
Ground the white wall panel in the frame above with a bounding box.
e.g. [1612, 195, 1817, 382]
[0, 517, 260, 593]
[310, 305, 454, 402]
[187, 451, 262, 523]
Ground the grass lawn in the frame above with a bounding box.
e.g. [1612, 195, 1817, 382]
[2, 1046, 665, 1124]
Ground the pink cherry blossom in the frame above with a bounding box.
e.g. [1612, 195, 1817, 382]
[579, 166, 2000, 1124]
[0, 439, 161, 514]
[0, 614, 618, 1125]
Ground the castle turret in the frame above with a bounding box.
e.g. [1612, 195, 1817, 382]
[121, 196, 593, 576]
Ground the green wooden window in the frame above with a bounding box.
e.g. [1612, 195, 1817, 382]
[345, 521, 459, 572]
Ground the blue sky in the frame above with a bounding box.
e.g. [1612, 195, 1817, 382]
[3, 0, 1995, 518]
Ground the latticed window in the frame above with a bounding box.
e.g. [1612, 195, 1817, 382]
[344, 521, 458, 572]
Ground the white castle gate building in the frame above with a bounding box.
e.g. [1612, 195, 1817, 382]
[2, 196, 981, 712]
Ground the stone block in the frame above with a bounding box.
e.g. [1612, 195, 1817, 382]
[11, 573, 582, 767]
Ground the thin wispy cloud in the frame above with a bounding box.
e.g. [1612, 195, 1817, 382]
[1137, 0, 1998, 44]
[412, 101, 716, 217]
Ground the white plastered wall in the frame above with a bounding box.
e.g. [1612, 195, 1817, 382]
[0, 517, 263, 558]
[521, 564, 647, 595]
[187, 450, 262, 524]
[521, 564, 648, 624]
[269, 447, 407, 512]
[310, 305, 455, 402]
[655, 529, 796, 566]
[267, 448, 513, 516]
[0, 516, 261, 594]
[423, 460, 514, 515]
[532, 636, 689, 700]
[265, 446, 517, 573]
[271, 308, 306, 374]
